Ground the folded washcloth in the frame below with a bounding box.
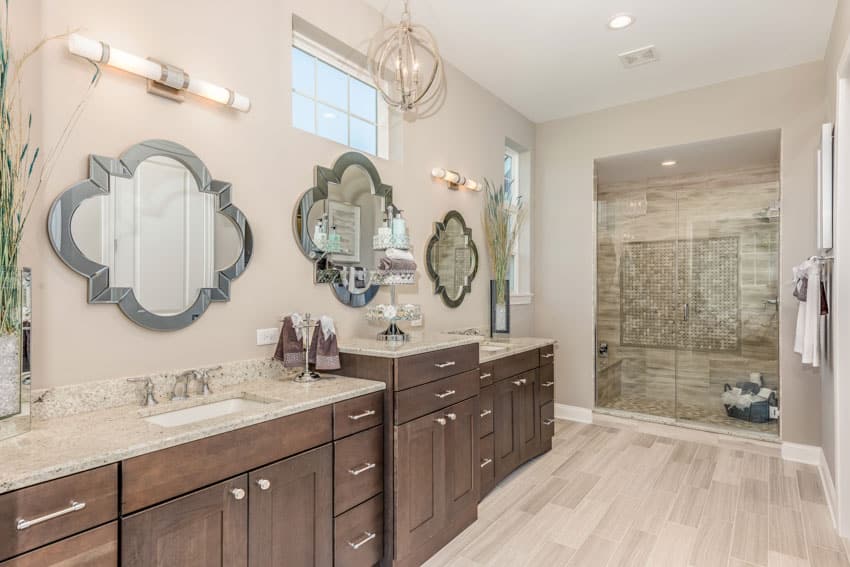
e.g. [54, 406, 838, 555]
[274, 315, 306, 368]
[386, 247, 415, 261]
[379, 257, 417, 271]
[308, 315, 341, 370]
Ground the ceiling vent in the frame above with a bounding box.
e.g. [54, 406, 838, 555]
[618, 45, 659, 68]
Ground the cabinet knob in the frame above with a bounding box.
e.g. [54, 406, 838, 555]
[255, 479, 271, 491]
[446, 412, 457, 421]
[230, 488, 246, 500]
[435, 417, 447, 426]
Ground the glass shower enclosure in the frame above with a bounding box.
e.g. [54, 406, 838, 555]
[594, 142, 780, 438]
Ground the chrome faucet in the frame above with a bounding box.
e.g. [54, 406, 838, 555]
[127, 377, 158, 407]
[192, 368, 216, 396]
[172, 371, 194, 401]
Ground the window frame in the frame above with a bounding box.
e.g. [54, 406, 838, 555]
[504, 145, 533, 305]
[291, 32, 389, 158]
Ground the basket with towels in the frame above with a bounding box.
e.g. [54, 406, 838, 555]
[721, 382, 777, 423]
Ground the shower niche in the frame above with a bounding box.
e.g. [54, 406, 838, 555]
[594, 130, 781, 438]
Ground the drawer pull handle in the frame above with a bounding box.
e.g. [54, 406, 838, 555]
[434, 389, 456, 399]
[512, 378, 527, 387]
[434, 361, 456, 369]
[480, 373, 492, 380]
[480, 458, 493, 468]
[348, 531, 377, 550]
[435, 417, 447, 426]
[348, 462, 377, 476]
[348, 409, 376, 421]
[542, 353, 554, 359]
[480, 409, 492, 418]
[230, 488, 246, 501]
[256, 479, 271, 491]
[16, 501, 86, 531]
[542, 381, 555, 388]
[543, 418, 555, 426]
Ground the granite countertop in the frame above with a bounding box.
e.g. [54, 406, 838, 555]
[0, 375, 384, 494]
[337, 334, 480, 358]
[478, 337, 557, 363]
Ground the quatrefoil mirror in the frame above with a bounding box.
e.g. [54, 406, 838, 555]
[47, 140, 253, 330]
[426, 210, 478, 307]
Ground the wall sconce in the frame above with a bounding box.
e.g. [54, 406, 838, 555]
[431, 168, 480, 191]
[68, 34, 251, 112]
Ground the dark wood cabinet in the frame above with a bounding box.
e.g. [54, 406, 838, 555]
[122, 475, 249, 567]
[248, 444, 333, 567]
[519, 370, 541, 462]
[493, 377, 522, 482]
[445, 396, 480, 519]
[394, 407, 447, 558]
[0, 523, 117, 567]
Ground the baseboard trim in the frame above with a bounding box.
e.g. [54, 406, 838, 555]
[554, 403, 593, 424]
[782, 442, 838, 529]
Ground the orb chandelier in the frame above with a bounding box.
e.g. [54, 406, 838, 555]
[368, 0, 445, 114]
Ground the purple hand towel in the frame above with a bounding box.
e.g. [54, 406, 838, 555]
[308, 317, 341, 370]
[274, 316, 306, 368]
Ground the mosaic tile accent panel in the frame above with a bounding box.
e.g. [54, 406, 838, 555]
[621, 237, 740, 352]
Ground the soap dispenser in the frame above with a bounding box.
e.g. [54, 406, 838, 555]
[392, 208, 407, 238]
[328, 225, 341, 253]
[313, 218, 327, 249]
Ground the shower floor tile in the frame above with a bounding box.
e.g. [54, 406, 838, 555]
[600, 394, 779, 437]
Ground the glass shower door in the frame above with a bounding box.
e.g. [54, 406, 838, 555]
[674, 178, 780, 436]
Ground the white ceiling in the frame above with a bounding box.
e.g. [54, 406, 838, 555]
[594, 129, 781, 186]
[363, 0, 837, 123]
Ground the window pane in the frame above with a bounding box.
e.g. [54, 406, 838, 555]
[316, 60, 348, 109]
[350, 116, 377, 155]
[292, 92, 315, 133]
[350, 78, 377, 122]
[504, 153, 513, 180]
[292, 47, 315, 96]
[317, 103, 347, 145]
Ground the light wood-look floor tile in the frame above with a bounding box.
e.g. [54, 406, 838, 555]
[690, 519, 733, 567]
[769, 550, 812, 566]
[798, 469, 828, 505]
[565, 534, 617, 567]
[809, 546, 850, 567]
[667, 485, 708, 527]
[731, 511, 770, 566]
[645, 521, 697, 565]
[769, 505, 809, 560]
[608, 528, 657, 566]
[802, 502, 845, 552]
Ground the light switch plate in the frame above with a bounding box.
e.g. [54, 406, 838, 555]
[256, 328, 279, 346]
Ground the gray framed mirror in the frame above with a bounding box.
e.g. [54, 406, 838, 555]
[426, 210, 478, 307]
[47, 139, 253, 331]
[293, 152, 393, 307]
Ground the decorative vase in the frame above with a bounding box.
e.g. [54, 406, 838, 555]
[0, 268, 31, 441]
[490, 279, 510, 336]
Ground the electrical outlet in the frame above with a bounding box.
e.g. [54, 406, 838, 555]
[256, 327, 279, 346]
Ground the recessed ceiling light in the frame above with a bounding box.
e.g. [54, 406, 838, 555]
[608, 14, 635, 30]
[661, 160, 677, 167]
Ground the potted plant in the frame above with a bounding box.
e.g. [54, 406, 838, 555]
[482, 178, 526, 336]
[0, 6, 99, 439]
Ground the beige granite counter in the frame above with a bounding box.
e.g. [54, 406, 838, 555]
[0, 375, 384, 494]
[478, 337, 557, 363]
[337, 334, 480, 358]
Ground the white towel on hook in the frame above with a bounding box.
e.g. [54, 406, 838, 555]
[793, 259, 820, 367]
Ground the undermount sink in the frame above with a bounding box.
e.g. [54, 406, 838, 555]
[479, 342, 509, 352]
[143, 396, 272, 428]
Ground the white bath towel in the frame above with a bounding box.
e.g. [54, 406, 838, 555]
[793, 259, 821, 367]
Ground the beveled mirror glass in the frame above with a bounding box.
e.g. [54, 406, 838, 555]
[48, 140, 253, 330]
[293, 152, 392, 307]
[426, 210, 478, 307]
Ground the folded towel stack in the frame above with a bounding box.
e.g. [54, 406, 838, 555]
[308, 315, 341, 370]
[379, 247, 417, 274]
[274, 315, 306, 368]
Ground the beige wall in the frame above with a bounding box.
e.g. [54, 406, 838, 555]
[535, 61, 825, 445]
[23, 0, 535, 387]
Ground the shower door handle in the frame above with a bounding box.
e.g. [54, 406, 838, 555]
[683, 303, 689, 321]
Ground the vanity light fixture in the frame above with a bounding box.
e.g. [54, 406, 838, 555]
[431, 168, 480, 191]
[608, 13, 635, 30]
[661, 160, 678, 167]
[67, 34, 251, 112]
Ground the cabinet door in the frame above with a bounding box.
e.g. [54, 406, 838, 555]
[445, 396, 480, 520]
[122, 476, 248, 567]
[519, 370, 541, 463]
[394, 408, 447, 560]
[493, 378, 522, 482]
[248, 444, 333, 567]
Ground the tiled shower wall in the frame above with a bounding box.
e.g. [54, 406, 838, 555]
[596, 166, 780, 413]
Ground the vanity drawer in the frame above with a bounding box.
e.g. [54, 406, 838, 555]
[122, 404, 332, 513]
[0, 522, 117, 567]
[334, 425, 384, 515]
[541, 401, 555, 453]
[494, 350, 538, 381]
[334, 391, 383, 439]
[334, 494, 383, 567]
[395, 369, 479, 425]
[539, 344, 555, 366]
[538, 364, 555, 406]
[479, 434, 495, 500]
[479, 385, 494, 438]
[479, 361, 495, 388]
[395, 343, 479, 391]
[0, 464, 118, 562]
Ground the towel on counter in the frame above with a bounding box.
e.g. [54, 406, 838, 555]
[793, 259, 821, 367]
[308, 315, 340, 370]
[274, 315, 306, 368]
[378, 257, 417, 272]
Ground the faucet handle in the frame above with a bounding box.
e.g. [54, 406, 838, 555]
[172, 372, 193, 401]
[195, 369, 213, 396]
[127, 377, 158, 407]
